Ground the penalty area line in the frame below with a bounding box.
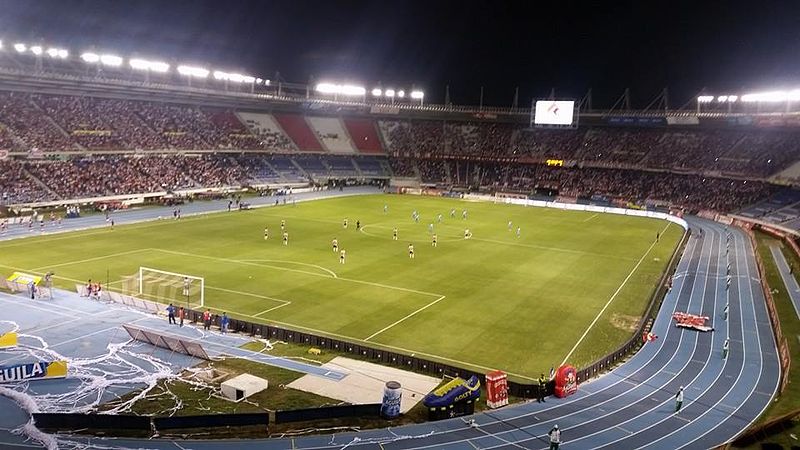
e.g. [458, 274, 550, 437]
[253, 302, 292, 317]
[364, 295, 446, 341]
[559, 222, 671, 366]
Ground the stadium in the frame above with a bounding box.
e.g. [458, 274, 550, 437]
[0, 3, 799, 449]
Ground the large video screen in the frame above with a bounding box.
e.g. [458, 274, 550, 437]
[534, 100, 575, 125]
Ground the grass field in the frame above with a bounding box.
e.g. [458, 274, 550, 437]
[0, 194, 683, 379]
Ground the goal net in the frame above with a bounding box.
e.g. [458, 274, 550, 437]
[123, 267, 205, 309]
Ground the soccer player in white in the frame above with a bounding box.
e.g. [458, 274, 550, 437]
[516, 227, 521, 238]
[428, 223, 434, 233]
[264, 227, 269, 240]
[393, 228, 398, 240]
[450, 208, 456, 218]
[332, 238, 339, 252]
[283, 231, 289, 245]
[340, 249, 346, 264]
[408, 243, 415, 259]
[432, 234, 438, 247]
[508, 220, 513, 230]
[437, 213, 443, 223]
[464, 228, 471, 239]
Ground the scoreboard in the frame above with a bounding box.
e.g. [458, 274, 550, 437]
[531, 100, 578, 129]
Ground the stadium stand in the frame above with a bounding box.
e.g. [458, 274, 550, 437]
[1, 88, 799, 214]
[273, 114, 324, 151]
[236, 112, 297, 152]
[306, 116, 357, 153]
[343, 118, 385, 154]
[268, 155, 309, 182]
[0, 92, 76, 151]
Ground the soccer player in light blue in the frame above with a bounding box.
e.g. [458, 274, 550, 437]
[516, 227, 521, 238]
[462, 209, 468, 220]
[508, 220, 513, 230]
[437, 213, 443, 223]
[384, 204, 388, 214]
[429, 223, 434, 233]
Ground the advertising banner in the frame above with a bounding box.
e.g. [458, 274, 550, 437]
[0, 361, 68, 383]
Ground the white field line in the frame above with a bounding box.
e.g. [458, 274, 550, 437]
[472, 237, 637, 261]
[253, 302, 292, 317]
[364, 295, 447, 341]
[152, 248, 443, 298]
[238, 259, 338, 278]
[197, 301, 536, 381]
[583, 213, 600, 222]
[205, 285, 291, 305]
[438, 224, 707, 450]
[155, 248, 337, 279]
[30, 248, 152, 272]
[560, 222, 671, 366]
[0, 212, 218, 249]
[359, 222, 636, 260]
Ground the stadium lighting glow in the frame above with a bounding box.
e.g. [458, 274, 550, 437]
[130, 58, 170, 73]
[81, 52, 100, 63]
[410, 90, 425, 99]
[697, 95, 714, 103]
[177, 65, 210, 78]
[739, 91, 800, 102]
[30, 46, 42, 56]
[397, 90, 405, 98]
[100, 54, 123, 67]
[717, 96, 728, 102]
[315, 83, 366, 96]
[728, 95, 738, 103]
[0, 41, 3, 50]
[372, 88, 382, 97]
[385, 89, 395, 98]
[13, 43, 26, 53]
[46, 48, 68, 58]
[213, 71, 256, 83]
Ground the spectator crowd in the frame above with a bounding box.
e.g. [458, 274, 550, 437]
[0, 90, 798, 212]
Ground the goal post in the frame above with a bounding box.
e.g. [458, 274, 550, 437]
[135, 266, 205, 309]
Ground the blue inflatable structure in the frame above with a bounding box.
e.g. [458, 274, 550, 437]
[422, 375, 481, 409]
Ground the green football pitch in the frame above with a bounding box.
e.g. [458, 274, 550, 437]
[0, 194, 683, 380]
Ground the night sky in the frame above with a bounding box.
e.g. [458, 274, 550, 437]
[1, 0, 799, 107]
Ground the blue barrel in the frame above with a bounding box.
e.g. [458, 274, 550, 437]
[381, 381, 402, 419]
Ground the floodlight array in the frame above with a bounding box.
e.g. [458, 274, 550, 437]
[366, 86, 425, 101]
[177, 65, 210, 78]
[1, 38, 419, 99]
[213, 70, 257, 83]
[700, 90, 800, 104]
[315, 83, 366, 96]
[740, 90, 800, 103]
[130, 58, 169, 73]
